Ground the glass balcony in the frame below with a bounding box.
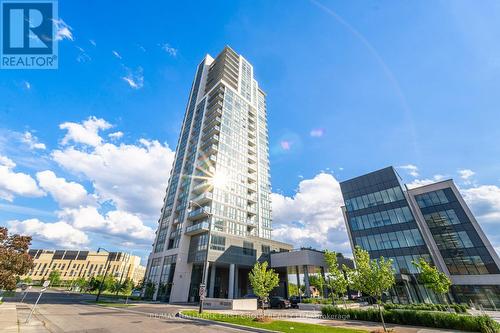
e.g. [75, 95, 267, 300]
[188, 206, 211, 220]
[185, 221, 210, 235]
[203, 144, 218, 155]
[192, 181, 210, 194]
[247, 205, 257, 214]
[192, 192, 213, 205]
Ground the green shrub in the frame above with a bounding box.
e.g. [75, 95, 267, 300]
[301, 298, 332, 304]
[383, 302, 468, 313]
[321, 305, 499, 333]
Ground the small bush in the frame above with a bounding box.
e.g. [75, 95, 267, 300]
[383, 302, 468, 313]
[301, 298, 332, 304]
[321, 305, 499, 333]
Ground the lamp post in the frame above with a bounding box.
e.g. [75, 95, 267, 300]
[95, 247, 111, 302]
[189, 200, 213, 314]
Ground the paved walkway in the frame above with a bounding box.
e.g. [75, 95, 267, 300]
[0, 301, 51, 333]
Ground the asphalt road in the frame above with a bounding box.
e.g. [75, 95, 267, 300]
[3, 288, 245, 333]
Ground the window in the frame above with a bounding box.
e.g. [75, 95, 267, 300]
[210, 235, 226, 251]
[261, 245, 270, 254]
[243, 241, 254, 255]
[345, 186, 405, 212]
[416, 190, 449, 208]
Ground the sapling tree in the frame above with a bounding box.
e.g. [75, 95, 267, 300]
[248, 261, 279, 317]
[413, 257, 451, 306]
[346, 246, 395, 332]
[324, 250, 348, 307]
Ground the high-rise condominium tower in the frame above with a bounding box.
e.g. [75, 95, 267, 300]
[145, 46, 291, 303]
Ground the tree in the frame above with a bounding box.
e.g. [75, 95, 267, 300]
[143, 281, 156, 300]
[248, 261, 279, 316]
[308, 274, 326, 297]
[346, 247, 395, 332]
[48, 270, 61, 286]
[73, 277, 88, 291]
[0, 227, 34, 291]
[324, 250, 349, 307]
[87, 276, 101, 292]
[413, 258, 451, 305]
[120, 278, 134, 295]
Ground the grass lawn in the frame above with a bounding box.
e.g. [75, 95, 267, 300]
[0, 291, 16, 297]
[181, 311, 366, 333]
[85, 300, 136, 307]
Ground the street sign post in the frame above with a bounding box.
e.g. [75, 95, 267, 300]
[26, 282, 50, 323]
[199, 283, 206, 301]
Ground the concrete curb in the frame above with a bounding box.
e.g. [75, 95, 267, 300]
[178, 312, 281, 333]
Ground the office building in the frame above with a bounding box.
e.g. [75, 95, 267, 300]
[145, 46, 292, 303]
[340, 167, 500, 309]
[25, 249, 145, 285]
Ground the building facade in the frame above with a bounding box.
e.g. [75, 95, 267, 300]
[146, 46, 292, 303]
[25, 249, 145, 285]
[340, 167, 500, 309]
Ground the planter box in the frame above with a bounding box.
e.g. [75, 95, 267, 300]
[298, 303, 326, 311]
[203, 298, 257, 311]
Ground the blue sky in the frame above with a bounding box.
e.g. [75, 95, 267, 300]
[1, 0, 500, 262]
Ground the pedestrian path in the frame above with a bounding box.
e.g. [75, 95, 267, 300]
[0, 301, 50, 333]
[0, 302, 18, 333]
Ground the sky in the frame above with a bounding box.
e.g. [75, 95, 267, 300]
[1, 0, 500, 263]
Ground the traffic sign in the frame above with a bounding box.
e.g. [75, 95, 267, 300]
[42, 280, 50, 288]
[199, 283, 206, 300]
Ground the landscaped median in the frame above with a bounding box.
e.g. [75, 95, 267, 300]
[180, 310, 367, 333]
[321, 305, 500, 333]
[83, 300, 137, 307]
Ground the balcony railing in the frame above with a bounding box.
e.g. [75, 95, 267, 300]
[192, 192, 213, 205]
[185, 221, 210, 235]
[188, 206, 211, 220]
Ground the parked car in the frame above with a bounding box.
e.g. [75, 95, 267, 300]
[130, 289, 142, 297]
[269, 296, 291, 309]
[243, 293, 269, 309]
[289, 295, 308, 308]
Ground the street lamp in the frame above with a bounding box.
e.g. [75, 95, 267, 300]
[96, 247, 111, 302]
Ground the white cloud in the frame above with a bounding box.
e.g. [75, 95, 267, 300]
[459, 169, 476, 184]
[9, 219, 89, 248]
[122, 67, 144, 89]
[89, 39, 96, 47]
[272, 173, 351, 253]
[59, 116, 111, 147]
[58, 206, 155, 243]
[0, 155, 44, 201]
[399, 164, 419, 177]
[310, 128, 324, 137]
[21, 131, 46, 150]
[159, 43, 178, 57]
[112, 50, 122, 59]
[53, 19, 73, 41]
[406, 174, 446, 189]
[108, 131, 123, 140]
[36, 170, 95, 208]
[52, 131, 174, 218]
[462, 185, 500, 224]
[23, 81, 31, 90]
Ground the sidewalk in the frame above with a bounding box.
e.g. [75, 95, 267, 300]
[0, 301, 50, 333]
